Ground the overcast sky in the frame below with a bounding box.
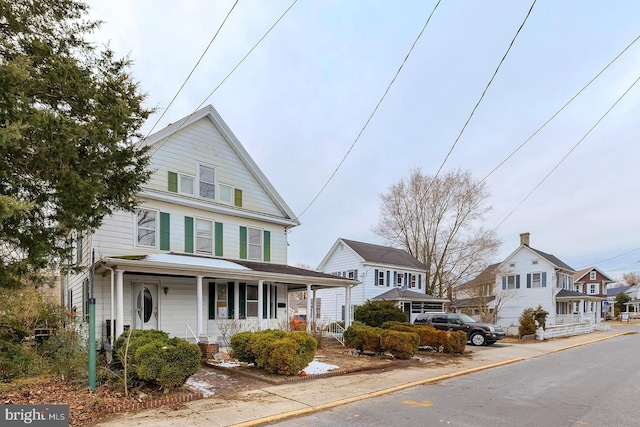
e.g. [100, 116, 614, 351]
[86, 0, 640, 280]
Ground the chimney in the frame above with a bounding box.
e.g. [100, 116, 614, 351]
[520, 232, 530, 247]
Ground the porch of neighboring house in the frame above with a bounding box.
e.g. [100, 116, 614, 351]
[555, 289, 604, 325]
[91, 254, 357, 346]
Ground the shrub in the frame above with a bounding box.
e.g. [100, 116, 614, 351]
[37, 328, 87, 383]
[344, 324, 382, 353]
[230, 330, 316, 376]
[380, 330, 419, 359]
[443, 331, 467, 354]
[0, 339, 32, 382]
[113, 330, 199, 389]
[519, 306, 548, 337]
[354, 300, 406, 327]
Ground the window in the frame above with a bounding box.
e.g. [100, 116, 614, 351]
[246, 285, 258, 317]
[396, 272, 403, 286]
[378, 270, 384, 286]
[509, 263, 515, 268]
[180, 174, 194, 195]
[503, 274, 519, 290]
[76, 232, 83, 264]
[136, 209, 157, 247]
[411, 274, 416, 288]
[246, 227, 261, 260]
[219, 184, 233, 204]
[576, 285, 581, 292]
[532, 260, 538, 265]
[589, 284, 597, 294]
[198, 165, 216, 199]
[531, 273, 542, 288]
[589, 271, 597, 280]
[196, 219, 213, 254]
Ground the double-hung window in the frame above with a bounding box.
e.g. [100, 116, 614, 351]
[503, 274, 519, 290]
[246, 285, 258, 317]
[531, 273, 542, 288]
[136, 209, 157, 247]
[180, 174, 195, 195]
[196, 219, 213, 255]
[248, 227, 262, 260]
[219, 184, 233, 204]
[396, 272, 403, 286]
[589, 284, 597, 294]
[198, 164, 216, 199]
[589, 271, 597, 280]
[411, 274, 416, 288]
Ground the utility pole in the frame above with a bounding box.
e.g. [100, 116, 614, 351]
[88, 249, 96, 391]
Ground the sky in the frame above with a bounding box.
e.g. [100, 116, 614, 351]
[85, 0, 640, 281]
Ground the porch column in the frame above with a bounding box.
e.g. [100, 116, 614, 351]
[578, 298, 584, 322]
[345, 285, 352, 329]
[596, 301, 601, 324]
[234, 281, 239, 320]
[258, 280, 264, 330]
[312, 288, 317, 327]
[196, 275, 204, 337]
[115, 269, 125, 339]
[306, 284, 312, 332]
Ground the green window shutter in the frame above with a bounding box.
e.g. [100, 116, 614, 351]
[227, 282, 235, 319]
[263, 230, 270, 262]
[168, 171, 178, 192]
[215, 222, 223, 256]
[160, 212, 170, 251]
[239, 283, 246, 319]
[263, 284, 268, 319]
[208, 283, 216, 319]
[184, 216, 194, 253]
[234, 188, 243, 207]
[239, 226, 247, 259]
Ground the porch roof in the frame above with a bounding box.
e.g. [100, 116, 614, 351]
[98, 253, 358, 291]
[372, 287, 449, 303]
[555, 289, 605, 301]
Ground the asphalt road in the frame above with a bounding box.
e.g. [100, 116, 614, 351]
[269, 332, 640, 427]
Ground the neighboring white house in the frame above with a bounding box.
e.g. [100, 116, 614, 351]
[65, 105, 356, 346]
[314, 238, 447, 324]
[494, 232, 604, 331]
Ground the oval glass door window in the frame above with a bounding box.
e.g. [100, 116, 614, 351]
[143, 288, 152, 323]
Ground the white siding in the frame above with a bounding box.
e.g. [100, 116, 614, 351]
[146, 118, 285, 217]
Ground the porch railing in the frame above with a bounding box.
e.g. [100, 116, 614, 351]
[325, 322, 345, 346]
[185, 323, 199, 344]
[555, 313, 594, 325]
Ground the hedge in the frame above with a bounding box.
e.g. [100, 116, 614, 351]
[380, 330, 420, 359]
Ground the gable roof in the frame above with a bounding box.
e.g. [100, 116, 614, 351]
[459, 263, 500, 289]
[318, 238, 426, 270]
[137, 105, 300, 227]
[573, 266, 616, 283]
[450, 295, 496, 308]
[372, 288, 448, 303]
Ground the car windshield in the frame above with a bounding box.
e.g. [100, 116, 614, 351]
[458, 313, 477, 323]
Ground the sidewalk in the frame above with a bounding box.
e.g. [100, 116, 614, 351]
[98, 323, 637, 427]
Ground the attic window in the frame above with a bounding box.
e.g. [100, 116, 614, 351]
[198, 164, 216, 199]
[509, 263, 515, 268]
[532, 260, 538, 265]
[589, 271, 597, 280]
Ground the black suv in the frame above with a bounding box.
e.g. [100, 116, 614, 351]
[413, 313, 506, 346]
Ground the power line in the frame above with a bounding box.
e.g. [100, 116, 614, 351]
[295, 0, 442, 219]
[492, 73, 640, 231]
[578, 247, 640, 270]
[480, 33, 640, 184]
[357, 1, 536, 290]
[144, 0, 240, 139]
[431, 0, 536, 182]
[148, 0, 298, 156]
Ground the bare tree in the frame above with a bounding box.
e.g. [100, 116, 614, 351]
[374, 168, 500, 297]
[621, 272, 640, 286]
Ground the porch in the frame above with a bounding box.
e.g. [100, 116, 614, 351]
[95, 254, 358, 345]
[555, 289, 604, 325]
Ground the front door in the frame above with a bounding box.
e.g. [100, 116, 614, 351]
[133, 282, 158, 330]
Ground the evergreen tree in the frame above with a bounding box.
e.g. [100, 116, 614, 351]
[0, 0, 152, 287]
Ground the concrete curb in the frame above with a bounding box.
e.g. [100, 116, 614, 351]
[228, 358, 524, 427]
[550, 331, 635, 353]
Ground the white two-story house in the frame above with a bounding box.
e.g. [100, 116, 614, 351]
[494, 232, 604, 330]
[66, 105, 356, 345]
[314, 238, 447, 323]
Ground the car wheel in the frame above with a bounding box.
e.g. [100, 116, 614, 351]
[470, 332, 486, 346]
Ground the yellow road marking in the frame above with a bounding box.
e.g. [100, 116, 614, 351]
[403, 400, 433, 408]
[568, 419, 588, 425]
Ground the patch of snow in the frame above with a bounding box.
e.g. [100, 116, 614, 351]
[145, 254, 249, 270]
[185, 379, 216, 397]
[302, 360, 339, 375]
[218, 361, 242, 368]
